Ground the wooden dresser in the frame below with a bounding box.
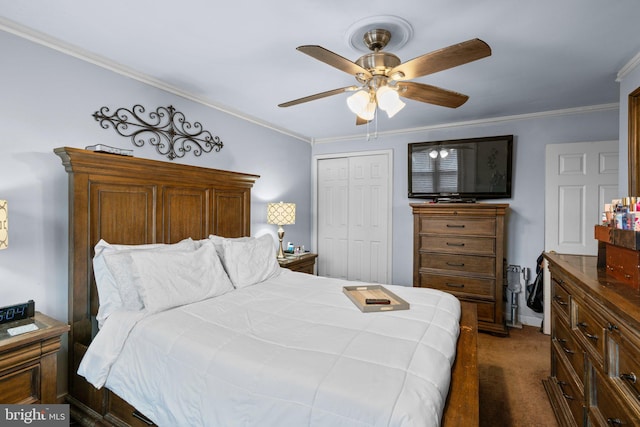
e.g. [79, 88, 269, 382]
[544, 252, 640, 426]
[411, 203, 508, 335]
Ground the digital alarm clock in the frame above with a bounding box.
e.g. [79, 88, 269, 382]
[0, 300, 35, 324]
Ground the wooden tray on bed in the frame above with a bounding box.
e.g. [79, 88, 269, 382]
[343, 285, 410, 312]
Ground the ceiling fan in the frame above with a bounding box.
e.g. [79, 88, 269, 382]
[278, 29, 491, 124]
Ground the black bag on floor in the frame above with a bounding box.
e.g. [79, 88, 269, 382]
[526, 253, 544, 313]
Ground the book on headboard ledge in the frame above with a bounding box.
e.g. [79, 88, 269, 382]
[85, 144, 133, 156]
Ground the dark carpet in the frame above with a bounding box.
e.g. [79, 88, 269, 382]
[478, 325, 559, 427]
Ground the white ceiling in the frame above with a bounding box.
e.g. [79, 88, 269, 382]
[1, 1, 640, 143]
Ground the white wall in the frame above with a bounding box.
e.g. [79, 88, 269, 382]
[312, 107, 620, 326]
[0, 30, 312, 395]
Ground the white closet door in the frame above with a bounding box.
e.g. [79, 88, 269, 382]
[316, 152, 391, 283]
[317, 157, 349, 278]
[347, 154, 389, 283]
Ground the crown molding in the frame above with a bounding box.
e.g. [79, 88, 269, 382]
[617, 50, 640, 82]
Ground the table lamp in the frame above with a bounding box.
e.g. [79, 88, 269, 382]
[267, 202, 295, 260]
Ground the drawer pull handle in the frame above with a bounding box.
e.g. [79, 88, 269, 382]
[621, 373, 637, 384]
[562, 346, 575, 355]
[577, 321, 588, 328]
[446, 242, 465, 247]
[608, 322, 618, 331]
[446, 224, 465, 228]
[446, 262, 465, 267]
[553, 296, 567, 306]
[625, 273, 632, 279]
[607, 418, 622, 426]
[557, 381, 574, 400]
[446, 283, 465, 288]
[585, 332, 598, 341]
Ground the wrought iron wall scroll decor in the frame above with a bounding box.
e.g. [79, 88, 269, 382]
[92, 105, 223, 160]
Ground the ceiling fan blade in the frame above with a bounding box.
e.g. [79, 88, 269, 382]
[397, 81, 469, 108]
[390, 38, 491, 81]
[297, 45, 373, 79]
[278, 86, 358, 107]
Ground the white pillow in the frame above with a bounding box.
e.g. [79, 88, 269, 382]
[93, 238, 196, 328]
[129, 240, 234, 313]
[207, 235, 252, 269]
[102, 251, 145, 312]
[222, 234, 281, 288]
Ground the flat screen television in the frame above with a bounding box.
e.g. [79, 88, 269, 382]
[408, 135, 513, 201]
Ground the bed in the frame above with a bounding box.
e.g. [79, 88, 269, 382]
[55, 147, 478, 427]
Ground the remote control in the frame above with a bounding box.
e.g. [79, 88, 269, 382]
[7, 323, 39, 336]
[365, 298, 391, 305]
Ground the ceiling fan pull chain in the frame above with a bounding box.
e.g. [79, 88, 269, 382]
[371, 110, 377, 140]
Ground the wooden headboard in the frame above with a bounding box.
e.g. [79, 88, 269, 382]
[55, 147, 259, 423]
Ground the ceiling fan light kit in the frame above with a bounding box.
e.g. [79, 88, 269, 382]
[375, 85, 406, 118]
[279, 16, 492, 125]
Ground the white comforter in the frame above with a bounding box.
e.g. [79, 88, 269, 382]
[78, 270, 461, 427]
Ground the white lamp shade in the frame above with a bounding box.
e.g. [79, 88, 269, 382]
[429, 150, 438, 159]
[0, 200, 7, 249]
[267, 202, 296, 225]
[347, 90, 371, 119]
[384, 98, 405, 118]
[347, 91, 376, 120]
[376, 86, 397, 110]
[376, 86, 406, 118]
[359, 101, 376, 121]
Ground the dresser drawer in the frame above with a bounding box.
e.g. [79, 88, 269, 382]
[612, 333, 640, 406]
[554, 350, 585, 425]
[552, 312, 585, 388]
[108, 391, 157, 427]
[418, 272, 494, 299]
[419, 235, 495, 255]
[418, 217, 496, 236]
[589, 366, 639, 426]
[604, 243, 640, 291]
[474, 301, 496, 323]
[574, 300, 606, 366]
[551, 276, 571, 319]
[0, 363, 40, 404]
[420, 253, 495, 276]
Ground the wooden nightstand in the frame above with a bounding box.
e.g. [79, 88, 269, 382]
[278, 253, 318, 274]
[0, 312, 69, 404]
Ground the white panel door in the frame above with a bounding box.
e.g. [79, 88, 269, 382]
[316, 152, 391, 283]
[545, 141, 619, 255]
[543, 140, 618, 333]
[317, 157, 349, 278]
[347, 154, 389, 283]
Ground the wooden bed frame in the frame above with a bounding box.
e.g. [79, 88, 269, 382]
[55, 147, 478, 427]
